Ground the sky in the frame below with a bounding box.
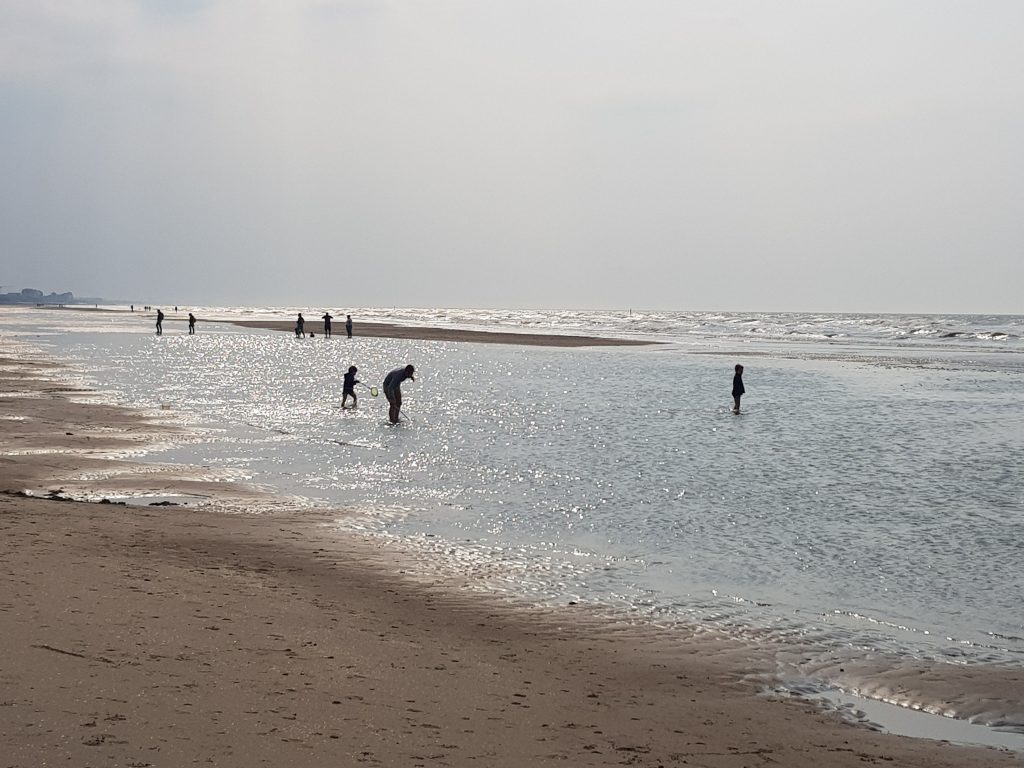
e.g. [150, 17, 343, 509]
[2, 0, 1023, 313]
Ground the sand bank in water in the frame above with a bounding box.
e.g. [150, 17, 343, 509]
[0, 345, 1017, 767]
[225, 318, 657, 347]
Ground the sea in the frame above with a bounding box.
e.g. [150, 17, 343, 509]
[4, 305, 1023, 748]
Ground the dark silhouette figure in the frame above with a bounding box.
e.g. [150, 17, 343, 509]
[383, 364, 415, 424]
[156, 309, 164, 335]
[296, 313, 305, 338]
[322, 312, 333, 338]
[345, 314, 353, 338]
[188, 313, 196, 335]
[342, 366, 359, 408]
[732, 364, 745, 414]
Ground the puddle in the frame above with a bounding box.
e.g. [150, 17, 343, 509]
[811, 688, 1024, 752]
[100, 494, 210, 507]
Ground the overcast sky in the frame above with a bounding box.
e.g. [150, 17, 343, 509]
[2, 1, 1022, 313]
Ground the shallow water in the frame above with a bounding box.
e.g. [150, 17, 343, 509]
[5, 306, 1024, 742]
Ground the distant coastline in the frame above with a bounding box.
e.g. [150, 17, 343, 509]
[0, 287, 117, 306]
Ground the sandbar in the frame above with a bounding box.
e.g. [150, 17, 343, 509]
[226, 319, 657, 347]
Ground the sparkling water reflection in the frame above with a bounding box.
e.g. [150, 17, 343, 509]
[9, 307, 1024, 730]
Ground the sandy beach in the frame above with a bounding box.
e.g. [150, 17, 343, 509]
[1, 339, 1020, 767]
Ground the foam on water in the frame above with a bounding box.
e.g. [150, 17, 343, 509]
[4, 305, 1024, 746]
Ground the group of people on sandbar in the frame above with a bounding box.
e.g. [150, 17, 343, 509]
[341, 362, 415, 424]
[295, 312, 353, 339]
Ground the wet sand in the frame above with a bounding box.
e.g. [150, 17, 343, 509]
[0, 344, 1019, 766]
[225, 319, 657, 347]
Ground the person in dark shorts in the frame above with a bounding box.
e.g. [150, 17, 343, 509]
[188, 313, 196, 335]
[345, 314, 353, 338]
[156, 309, 164, 335]
[382, 364, 415, 423]
[732, 364, 745, 414]
[342, 366, 359, 408]
[322, 312, 333, 337]
[296, 313, 305, 338]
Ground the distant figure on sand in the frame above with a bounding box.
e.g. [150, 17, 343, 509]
[322, 312, 333, 338]
[188, 313, 196, 335]
[296, 313, 305, 338]
[383, 364, 415, 424]
[342, 366, 359, 408]
[156, 309, 164, 336]
[345, 314, 353, 338]
[732, 364, 745, 414]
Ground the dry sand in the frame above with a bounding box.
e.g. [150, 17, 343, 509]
[0, 342, 1020, 767]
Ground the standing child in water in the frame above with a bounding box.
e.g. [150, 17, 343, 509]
[732, 364, 745, 414]
[342, 366, 359, 408]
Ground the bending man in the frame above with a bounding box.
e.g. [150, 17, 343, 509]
[382, 364, 415, 424]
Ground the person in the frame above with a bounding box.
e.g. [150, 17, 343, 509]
[345, 314, 353, 338]
[342, 366, 359, 408]
[296, 312, 305, 338]
[130, 304, 134, 312]
[188, 313, 196, 335]
[732, 364, 745, 414]
[382, 364, 415, 424]
[155, 309, 164, 336]
[322, 311, 333, 338]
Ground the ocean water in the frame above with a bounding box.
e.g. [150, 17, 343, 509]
[5, 306, 1024, 743]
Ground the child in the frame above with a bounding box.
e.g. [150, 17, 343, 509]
[732, 364, 745, 414]
[342, 366, 359, 408]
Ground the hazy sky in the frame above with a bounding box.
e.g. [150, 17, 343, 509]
[2, 1, 1023, 312]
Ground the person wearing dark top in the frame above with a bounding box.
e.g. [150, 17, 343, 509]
[342, 366, 359, 408]
[382, 364, 415, 423]
[732, 364, 745, 414]
[296, 313, 305, 338]
[188, 313, 196, 335]
[155, 309, 164, 336]
[322, 312, 333, 337]
[345, 314, 353, 338]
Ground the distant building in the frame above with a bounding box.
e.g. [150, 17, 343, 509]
[0, 288, 98, 305]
